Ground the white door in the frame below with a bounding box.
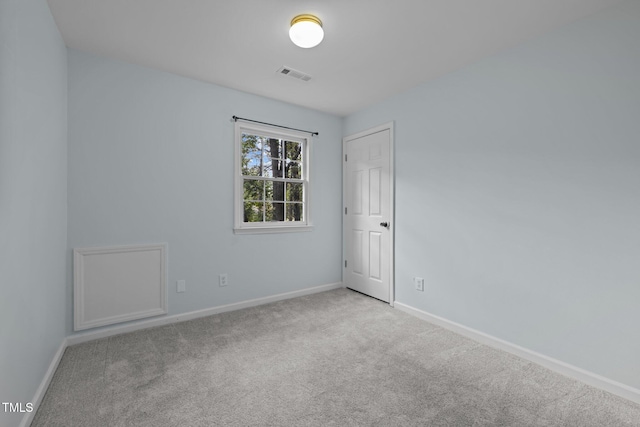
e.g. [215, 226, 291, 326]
[343, 124, 394, 303]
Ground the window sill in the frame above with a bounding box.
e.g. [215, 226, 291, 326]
[233, 225, 313, 235]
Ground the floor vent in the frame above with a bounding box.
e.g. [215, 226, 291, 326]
[277, 66, 312, 82]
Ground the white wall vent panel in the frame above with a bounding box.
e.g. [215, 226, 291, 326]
[74, 243, 167, 331]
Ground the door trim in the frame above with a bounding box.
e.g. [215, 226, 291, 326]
[342, 122, 395, 306]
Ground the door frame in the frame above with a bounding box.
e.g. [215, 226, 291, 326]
[342, 122, 395, 306]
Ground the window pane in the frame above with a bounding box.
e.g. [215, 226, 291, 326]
[243, 202, 263, 222]
[285, 161, 302, 179]
[264, 138, 283, 160]
[243, 179, 263, 201]
[285, 141, 302, 161]
[263, 158, 284, 178]
[241, 134, 263, 176]
[265, 202, 285, 222]
[286, 182, 303, 202]
[286, 203, 303, 222]
[268, 181, 285, 202]
[264, 181, 273, 200]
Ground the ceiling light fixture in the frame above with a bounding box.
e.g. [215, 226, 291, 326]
[289, 14, 324, 48]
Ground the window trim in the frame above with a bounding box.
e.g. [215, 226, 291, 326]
[233, 121, 313, 234]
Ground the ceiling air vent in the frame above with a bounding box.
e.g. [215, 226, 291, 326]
[277, 66, 312, 82]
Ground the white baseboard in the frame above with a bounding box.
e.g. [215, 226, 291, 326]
[394, 301, 640, 405]
[67, 282, 343, 346]
[20, 339, 68, 427]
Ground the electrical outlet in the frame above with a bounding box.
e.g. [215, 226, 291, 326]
[414, 277, 424, 292]
[219, 273, 228, 287]
[177, 280, 186, 293]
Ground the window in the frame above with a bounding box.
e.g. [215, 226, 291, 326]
[234, 121, 312, 233]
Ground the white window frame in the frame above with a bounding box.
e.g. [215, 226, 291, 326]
[234, 121, 312, 234]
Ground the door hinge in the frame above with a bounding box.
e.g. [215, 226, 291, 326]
[345, 207, 347, 214]
[345, 154, 347, 162]
[344, 260, 347, 268]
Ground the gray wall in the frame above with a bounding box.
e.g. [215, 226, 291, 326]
[0, 0, 68, 425]
[344, 0, 640, 390]
[67, 49, 343, 336]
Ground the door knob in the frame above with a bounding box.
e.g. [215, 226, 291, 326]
[380, 222, 389, 228]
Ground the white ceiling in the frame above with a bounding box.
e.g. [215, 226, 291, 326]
[47, 0, 623, 117]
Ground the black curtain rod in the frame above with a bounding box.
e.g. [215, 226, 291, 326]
[232, 116, 319, 136]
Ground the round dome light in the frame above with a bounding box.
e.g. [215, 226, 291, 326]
[289, 14, 324, 48]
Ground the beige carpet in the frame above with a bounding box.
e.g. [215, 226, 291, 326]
[33, 288, 640, 426]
